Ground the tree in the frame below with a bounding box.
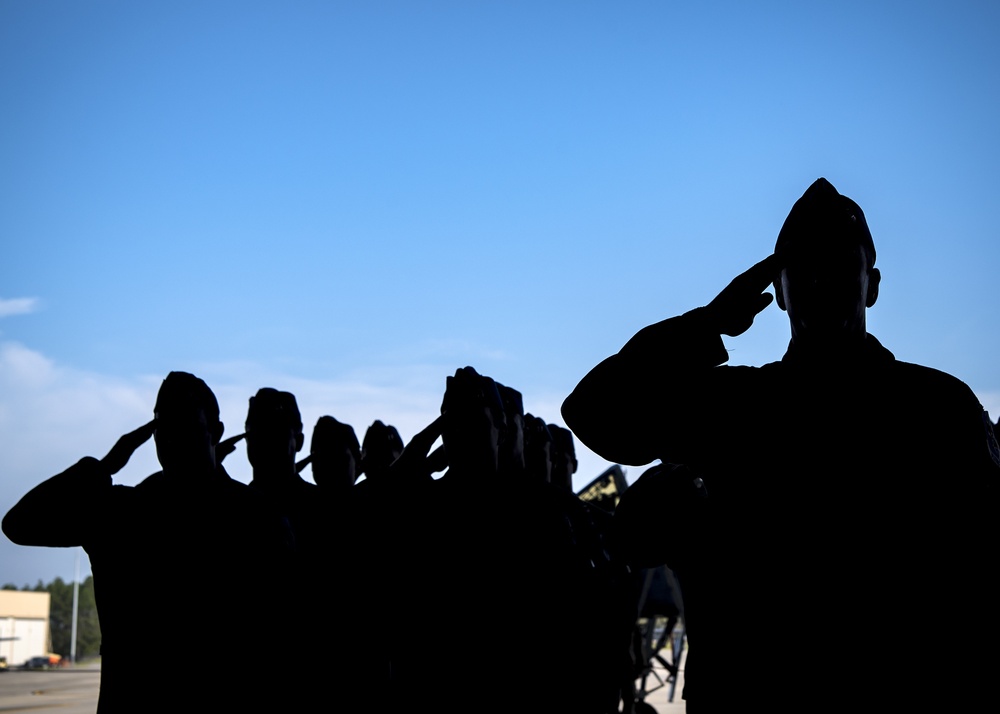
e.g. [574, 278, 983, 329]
[74, 576, 100, 659]
[46, 577, 73, 656]
[26, 576, 101, 660]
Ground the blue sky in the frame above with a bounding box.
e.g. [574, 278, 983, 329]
[2, 0, 998, 586]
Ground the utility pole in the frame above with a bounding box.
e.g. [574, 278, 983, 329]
[70, 549, 80, 664]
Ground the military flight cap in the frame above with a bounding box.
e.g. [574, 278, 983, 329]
[775, 177, 876, 266]
[247, 387, 303, 433]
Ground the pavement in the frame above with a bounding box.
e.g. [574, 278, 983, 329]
[0, 665, 101, 714]
[0, 654, 690, 713]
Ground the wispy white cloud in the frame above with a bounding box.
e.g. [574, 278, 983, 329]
[0, 297, 40, 318]
[0, 342, 162, 588]
[391, 338, 512, 364]
[0, 343, 451, 490]
[0, 341, 161, 482]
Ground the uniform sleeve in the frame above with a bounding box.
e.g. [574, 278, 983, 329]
[2, 457, 112, 547]
[561, 308, 730, 466]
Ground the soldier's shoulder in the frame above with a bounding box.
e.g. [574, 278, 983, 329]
[888, 359, 979, 401]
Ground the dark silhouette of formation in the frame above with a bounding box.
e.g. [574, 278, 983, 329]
[563, 177, 1000, 712]
[3, 368, 633, 713]
[4, 178, 998, 713]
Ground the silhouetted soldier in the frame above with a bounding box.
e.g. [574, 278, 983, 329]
[548, 421, 635, 713]
[496, 383, 528, 481]
[414, 372, 625, 712]
[548, 423, 578, 492]
[523, 413, 554, 485]
[307, 415, 361, 492]
[2, 372, 292, 713]
[563, 178, 1000, 711]
[359, 420, 404, 484]
[245, 388, 323, 556]
[395, 367, 575, 713]
[340, 418, 409, 711]
[244, 387, 329, 706]
[493, 390, 578, 711]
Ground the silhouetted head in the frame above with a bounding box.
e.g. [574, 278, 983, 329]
[773, 178, 881, 351]
[361, 420, 404, 482]
[497, 383, 526, 478]
[310, 415, 361, 489]
[440, 366, 506, 478]
[548, 424, 577, 491]
[153, 371, 224, 476]
[245, 388, 304, 478]
[522, 414, 553, 485]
